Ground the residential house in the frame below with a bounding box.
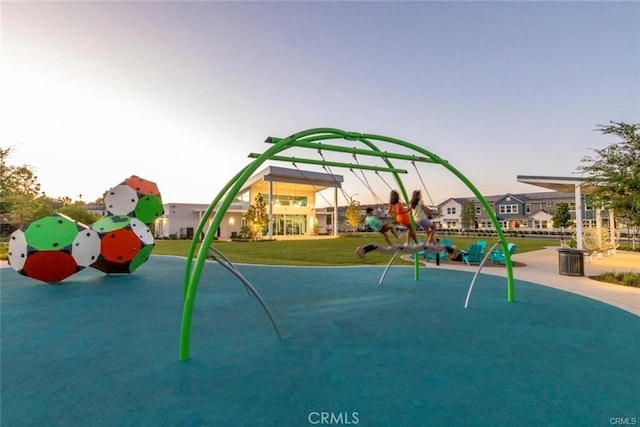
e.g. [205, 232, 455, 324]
[437, 198, 465, 229]
[439, 191, 610, 231]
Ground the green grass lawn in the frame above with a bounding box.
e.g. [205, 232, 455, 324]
[153, 234, 555, 266]
[0, 234, 556, 265]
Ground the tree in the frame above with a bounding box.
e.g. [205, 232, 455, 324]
[552, 202, 572, 244]
[242, 193, 268, 241]
[0, 146, 45, 228]
[344, 199, 361, 232]
[461, 200, 477, 230]
[578, 121, 640, 245]
[58, 196, 73, 207]
[58, 202, 101, 225]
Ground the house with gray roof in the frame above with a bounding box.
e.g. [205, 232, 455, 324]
[437, 191, 610, 231]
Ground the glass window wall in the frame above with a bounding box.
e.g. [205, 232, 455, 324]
[271, 214, 307, 235]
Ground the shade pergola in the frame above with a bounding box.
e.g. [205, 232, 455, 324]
[516, 175, 602, 250]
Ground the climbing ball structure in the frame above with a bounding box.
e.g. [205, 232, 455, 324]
[7, 214, 100, 284]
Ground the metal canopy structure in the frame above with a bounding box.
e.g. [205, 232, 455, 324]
[241, 165, 344, 191]
[179, 128, 516, 361]
[516, 175, 599, 194]
[517, 175, 600, 250]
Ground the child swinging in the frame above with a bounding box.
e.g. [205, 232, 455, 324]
[364, 207, 398, 246]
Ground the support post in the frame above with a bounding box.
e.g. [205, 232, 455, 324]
[208, 246, 282, 339]
[610, 208, 616, 253]
[596, 206, 603, 250]
[268, 181, 273, 239]
[333, 187, 338, 237]
[575, 184, 583, 250]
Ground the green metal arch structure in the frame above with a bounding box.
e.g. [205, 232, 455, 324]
[179, 128, 514, 361]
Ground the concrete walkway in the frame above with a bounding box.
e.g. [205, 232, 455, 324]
[410, 247, 640, 316]
[2, 247, 639, 315]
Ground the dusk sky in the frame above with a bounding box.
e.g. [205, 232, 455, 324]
[1, 1, 638, 207]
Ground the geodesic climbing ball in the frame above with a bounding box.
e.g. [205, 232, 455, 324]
[90, 215, 155, 274]
[104, 175, 164, 225]
[7, 213, 100, 284]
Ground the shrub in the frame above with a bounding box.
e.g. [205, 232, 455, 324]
[621, 272, 640, 287]
[599, 272, 618, 283]
[595, 271, 640, 287]
[0, 242, 7, 261]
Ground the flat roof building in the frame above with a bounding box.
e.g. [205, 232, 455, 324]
[155, 166, 343, 240]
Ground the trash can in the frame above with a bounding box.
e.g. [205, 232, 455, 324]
[558, 248, 585, 276]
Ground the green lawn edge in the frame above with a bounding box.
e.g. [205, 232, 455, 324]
[151, 235, 554, 266]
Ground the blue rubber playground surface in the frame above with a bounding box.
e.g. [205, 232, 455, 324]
[2, 255, 639, 426]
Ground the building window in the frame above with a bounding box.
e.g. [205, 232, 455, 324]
[499, 204, 519, 214]
[271, 214, 307, 235]
[272, 195, 308, 207]
[447, 207, 457, 215]
[525, 204, 531, 214]
[475, 206, 481, 215]
[569, 202, 576, 211]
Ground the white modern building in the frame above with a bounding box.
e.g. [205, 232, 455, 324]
[154, 201, 248, 240]
[154, 166, 343, 240]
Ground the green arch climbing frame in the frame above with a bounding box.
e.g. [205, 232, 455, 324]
[179, 128, 515, 361]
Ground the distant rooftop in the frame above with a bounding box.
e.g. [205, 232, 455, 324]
[441, 190, 576, 207]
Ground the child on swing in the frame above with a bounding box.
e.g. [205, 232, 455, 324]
[410, 190, 438, 244]
[364, 207, 398, 247]
[388, 190, 418, 246]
